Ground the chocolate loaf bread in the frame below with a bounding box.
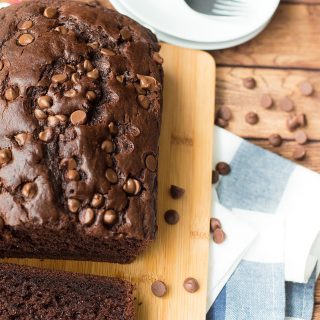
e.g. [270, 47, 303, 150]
[0, 0, 163, 262]
[0, 263, 134, 319]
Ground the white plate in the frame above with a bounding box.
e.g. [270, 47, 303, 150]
[111, 0, 269, 50]
[111, 0, 279, 43]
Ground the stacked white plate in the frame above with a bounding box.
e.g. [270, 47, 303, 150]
[109, 0, 280, 50]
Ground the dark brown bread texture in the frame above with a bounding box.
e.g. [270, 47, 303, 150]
[0, 263, 134, 319]
[0, 0, 163, 262]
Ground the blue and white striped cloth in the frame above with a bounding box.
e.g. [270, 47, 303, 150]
[207, 127, 320, 320]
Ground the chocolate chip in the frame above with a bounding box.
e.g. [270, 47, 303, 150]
[105, 168, 118, 184]
[71, 73, 80, 84]
[212, 170, 219, 184]
[18, 20, 33, 30]
[293, 146, 306, 160]
[17, 34, 34, 46]
[64, 89, 77, 98]
[5, 87, 19, 101]
[0, 60, 3, 71]
[108, 122, 118, 136]
[164, 209, 180, 225]
[137, 74, 158, 91]
[101, 139, 114, 153]
[260, 94, 273, 109]
[38, 128, 54, 142]
[243, 77, 256, 89]
[68, 198, 81, 213]
[103, 210, 118, 225]
[83, 59, 94, 72]
[169, 185, 185, 199]
[145, 154, 157, 171]
[268, 134, 282, 147]
[215, 162, 230, 175]
[91, 193, 104, 208]
[14, 133, 29, 146]
[87, 41, 99, 50]
[47, 116, 60, 127]
[43, 7, 58, 19]
[134, 83, 146, 95]
[70, 110, 87, 125]
[216, 106, 232, 121]
[299, 81, 313, 96]
[138, 95, 150, 109]
[183, 278, 199, 293]
[86, 91, 96, 101]
[116, 75, 125, 83]
[79, 208, 95, 226]
[55, 114, 68, 123]
[297, 113, 306, 127]
[34, 109, 47, 120]
[210, 218, 221, 232]
[213, 228, 226, 244]
[100, 48, 116, 56]
[280, 97, 294, 112]
[120, 28, 132, 40]
[52, 73, 68, 84]
[55, 26, 68, 34]
[286, 115, 300, 132]
[151, 280, 167, 297]
[245, 112, 259, 125]
[295, 130, 308, 145]
[60, 158, 77, 170]
[87, 68, 99, 80]
[215, 117, 228, 128]
[153, 52, 164, 64]
[0, 149, 12, 166]
[37, 95, 53, 109]
[123, 178, 141, 195]
[65, 169, 80, 181]
[22, 182, 37, 199]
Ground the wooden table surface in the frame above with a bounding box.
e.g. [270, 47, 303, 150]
[210, 0, 320, 318]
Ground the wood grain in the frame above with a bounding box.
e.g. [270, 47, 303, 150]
[213, 4, 320, 69]
[3, 44, 216, 320]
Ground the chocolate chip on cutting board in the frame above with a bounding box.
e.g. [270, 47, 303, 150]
[210, 218, 222, 232]
[243, 77, 256, 89]
[212, 170, 219, 184]
[299, 81, 313, 96]
[151, 280, 167, 297]
[170, 185, 185, 199]
[268, 134, 282, 147]
[260, 94, 273, 109]
[295, 131, 308, 145]
[215, 117, 229, 128]
[215, 162, 231, 176]
[292, 146, 306, 161]
[213, 228, 226, 244]
[183, 278, 200, 293]
[216, 106, 232, 121]
[280, 97, 294, 112]
[164, 210, 180, 225]
[245, 112, 259, 125]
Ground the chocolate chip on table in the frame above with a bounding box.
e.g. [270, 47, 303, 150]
[245, 112, 259, 125]
[213, 228, 226, 244]
[43, 7, 58, 19]
[18, 20, 33, 31]
[280, 97, 294, 112]
[268, 134, 282, 147]
[210, 218, 221, 232]
[70, 110, 87, 125]
[164, 209, 180, 225]
[216, 106, 232, 121]
[37, 95, 53, 109]
[91, 193, 104, 208]
[215, 162, 231, 175]
[79, 208, 95, 226]
[34, 109, 47, 120]
[151, 280, 167, 297]
[138, 95, 150, 109]
[5, 87, 19, 101]
[0, 149, 12, 166]
[38, 128, 54, 142]
[295, 130, 308, 145]
[52, 73, 68, 84]
[212, 170, 219, 184]
[153, 52, 164, 64]
[86, 91, 97, 101]
[17, 34, 34, 46]
[293, 146, 306, 161]
[67, 198, 81, 213]
[87, 68, 100, 80]
[215, 117, 229, 128]
[101, 139, 114, 153]
[21, 182, 37, 199]
[145, 154, 157, 171]
[243, 77, 256, 89]
[170, 185, 185, 199]
[103, 210, 118, 225]
[100, 48, 116, 56]
[105, 168, 118, 184]
[260, 94, 273, 109]
[123, 178, 141, 195]
[65, 169, 80, 181]
[183, 278, 199, 293]
[299, 81, 313, 96]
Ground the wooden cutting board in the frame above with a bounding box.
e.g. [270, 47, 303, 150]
[4, 44, 216, 320]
